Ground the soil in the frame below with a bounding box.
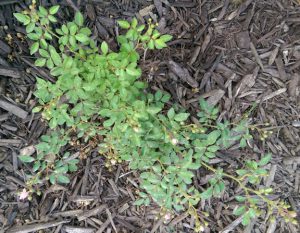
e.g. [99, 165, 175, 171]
[0, 0, 300, 232]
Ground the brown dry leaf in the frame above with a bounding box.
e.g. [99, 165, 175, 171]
[168, 61, 198, 88]
[234, 67, 259, 97]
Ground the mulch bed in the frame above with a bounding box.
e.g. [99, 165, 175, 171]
[0, 0, 299, 232]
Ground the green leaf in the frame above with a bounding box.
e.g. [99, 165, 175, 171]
[154, 39, 167, 49]
[248, 208, 256, 218]
[206, 130, 221, 145]
[236, 169, 247, 176]
[19, 155, 35, 163]
[233, 206, 246, 216]
[155, 91, 163, 101]
[235, 196, 246, 202]
[103, 118, 115, 127]
[101, 41, 109, 55]
[118, 20, 130, 29]
[38, 6, 48, 16]
[147, 106, 161, 115]
[240, 138, 247, 147]
[167, 108, 175, 119]
[179, 170, 194, 184]
[33, 161, 41, 172]
[147, 39, 155, 49]
[160, 34, 173, 43]
[27, 33, 40, 40]
[30, 42, 39, 55]
[258, 154, 272, 166]
[74, 12, 84, 26]
[134, 198, 145, 206]
[49, 175, 56, 184]
[35, 58, 46, 67]
[46, 58, 54, 69]
[39, 49, 50, 58]
[48, 15, 57, 23]
[49, 45, 62, 66]
[69, 23, 78, 35]
[79, 27, 92, 36]
[14, 13, 30, 25]
[62, 24, 69, 34]
[32, 106, 42, 113]
[200, 187, 213, 199]
[174, 113, 189, 122]
[242, 213, 250, 226]
[49, 5, 60, 15]
[75, 33, 89, 43]
[131, 18, 138, 28]
[26, 22, 35, 33]
[126, 67, 141, 76]
[57, 175, 70, 184]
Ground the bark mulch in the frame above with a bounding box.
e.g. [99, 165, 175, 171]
[0, 0, 299, 232]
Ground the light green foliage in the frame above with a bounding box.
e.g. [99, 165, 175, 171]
[15, 2, 297, 231]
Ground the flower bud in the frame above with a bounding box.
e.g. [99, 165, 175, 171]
[171, 138, 178, 145]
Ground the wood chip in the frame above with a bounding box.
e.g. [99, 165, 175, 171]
[77, 204, 107, 221]
[0, 139, 22, 147]
[0, 98, 28, 119]
[220, 215, 243, 233]
[257, 88, 287, 103]
[63, 225, 95, 233]
[234, 67, 259, 97]
[265, 165, 277, 187]
[168, 60, 198, 88]
[6, 220, 69, 233]
[288, 73, 300, 97]
[283, 157, 300, 165]
[139, 5, 155, 17]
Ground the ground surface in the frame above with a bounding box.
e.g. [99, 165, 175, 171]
[0, 0, 300, 232]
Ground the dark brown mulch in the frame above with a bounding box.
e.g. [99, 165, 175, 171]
[0, 0, 300, 232]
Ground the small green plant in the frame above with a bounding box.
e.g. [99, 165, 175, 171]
[15, 2, 297, 231]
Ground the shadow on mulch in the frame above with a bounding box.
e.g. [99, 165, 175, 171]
[0, 0, 299, 232]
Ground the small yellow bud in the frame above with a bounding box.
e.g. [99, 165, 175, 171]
[111, 159, 116, 165]
[133, 127, 140, 133]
